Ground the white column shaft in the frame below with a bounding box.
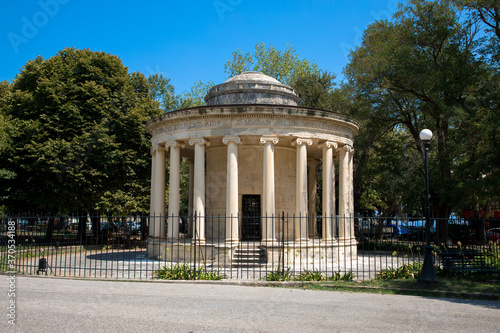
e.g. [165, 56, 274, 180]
[261, 136, 278, 245]
[149, 149, 156, 237]
[224, 136, 240, 245]
[338, 145, 351, 241]
[348, 148, 355, 240]
[167, 142, 183, 240]
[322, 142, 335, 243]
[187, 159, 194, 237]
[295, 139, 311, 242]
[308, 158, 318, 237]
[153, 146, 166, 239]
[191, 138, 208, 244]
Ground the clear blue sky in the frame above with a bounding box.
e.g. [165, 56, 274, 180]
[1, 0, 402, 93]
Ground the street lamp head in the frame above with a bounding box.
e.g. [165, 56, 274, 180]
[419, 129, 433, 142]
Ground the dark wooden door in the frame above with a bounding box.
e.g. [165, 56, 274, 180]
[241, 195, 261, 240]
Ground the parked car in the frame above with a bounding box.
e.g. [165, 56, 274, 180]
[128, 221, 141, 235]
[407, 226, 436, 241]
[392, 225, 408, 237]
[469, 229, 500, 243]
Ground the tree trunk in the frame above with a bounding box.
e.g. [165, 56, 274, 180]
[45, 217, 55, 244]
[77, 214, 87, 245]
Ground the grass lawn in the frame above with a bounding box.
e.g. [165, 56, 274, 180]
[279, 277, 500, 301]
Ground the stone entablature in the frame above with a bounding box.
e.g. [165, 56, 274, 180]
[147, 106, 358, 151]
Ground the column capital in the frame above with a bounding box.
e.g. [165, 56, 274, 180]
[293, 137, 313, 146]
[152, 143, 165, 153]
[222, 135, 242, 145]
[260, 135, 279, 145]
[321, 141, 338, 149]
[189, 137, 210, 147]
[343, 144, 354, 154]
[165, 140, 185, 150]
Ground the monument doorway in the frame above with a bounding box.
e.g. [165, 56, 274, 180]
[241, 195, 261, 240]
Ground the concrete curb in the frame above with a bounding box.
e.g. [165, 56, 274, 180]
[4, 272, 500, 301]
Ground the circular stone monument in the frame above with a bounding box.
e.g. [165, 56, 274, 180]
[146, 72, 359, 266]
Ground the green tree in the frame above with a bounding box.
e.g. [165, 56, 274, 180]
[178, 80, 215, 108]
[0, 81, 12, 152]
[344, 0, 489, 240]
[147, 73, 178, 112]
[0, 81, 16, 214]
[224, 42, 337, 109]
[453, 0, 500, 215]
[0, 47, 161, 213]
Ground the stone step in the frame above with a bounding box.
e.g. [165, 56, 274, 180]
[233, 254, 265, 260]
[232, 245, 267, 267]
[233, 249, 263, 255]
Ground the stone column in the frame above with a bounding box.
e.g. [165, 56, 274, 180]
[260, 135, 279, 246]
[308, 158, 318, 238]
[149, 147, 156, 237]
[223, 136, 241, 246]
[189, 138, 209, 245]
[348, 146, 356, 241]
[338, 145, 352, 242]
[294, 137, 312, 244]
[166, 140, 185, 241]
[322, 141, 337, 245]
[153, 143, 166, 240]
[187, 158, 194, 238]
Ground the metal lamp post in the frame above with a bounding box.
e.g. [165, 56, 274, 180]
[418, 129, 438, 286]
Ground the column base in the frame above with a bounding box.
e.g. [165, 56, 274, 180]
[337, 237, 357, 245]
[148, 236, 165, 242]
[191, 239, 206, 245]
[225, 239, 239, 247]
[261, 239, 279, 248]
[320, 238, 337, 246]
[294, 238, 310, 246]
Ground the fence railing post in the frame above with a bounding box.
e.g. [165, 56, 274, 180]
[193, 211, 197, 281]
[281, 211, 285, 280]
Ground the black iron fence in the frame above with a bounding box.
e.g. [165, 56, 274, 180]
[1, 213, 499, 280]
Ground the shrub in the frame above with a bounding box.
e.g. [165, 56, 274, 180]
[483, 241, 500, 269]
[265, 267, 294, 281]
[327, 270, 355, 281]
[296, 269, 326, 281]
[376, 262, 423, 280]
[265, 268, 355, 282]
[153, 263, 227, 280]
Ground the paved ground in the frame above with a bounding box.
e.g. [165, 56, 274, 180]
[17, 248, 417, 280]
[1, 275, 499, 332]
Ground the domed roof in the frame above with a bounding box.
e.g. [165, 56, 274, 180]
[225, 71, 282, 84]
[204, 71, 299, 106]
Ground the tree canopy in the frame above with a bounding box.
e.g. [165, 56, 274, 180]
[344, 0, 500, 237]
[0, 47, 161, 213]
[224, 42, 338, 110]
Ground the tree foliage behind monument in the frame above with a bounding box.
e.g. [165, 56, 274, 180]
[224, 42, 338, 110]
[344, 0, 500, 240]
